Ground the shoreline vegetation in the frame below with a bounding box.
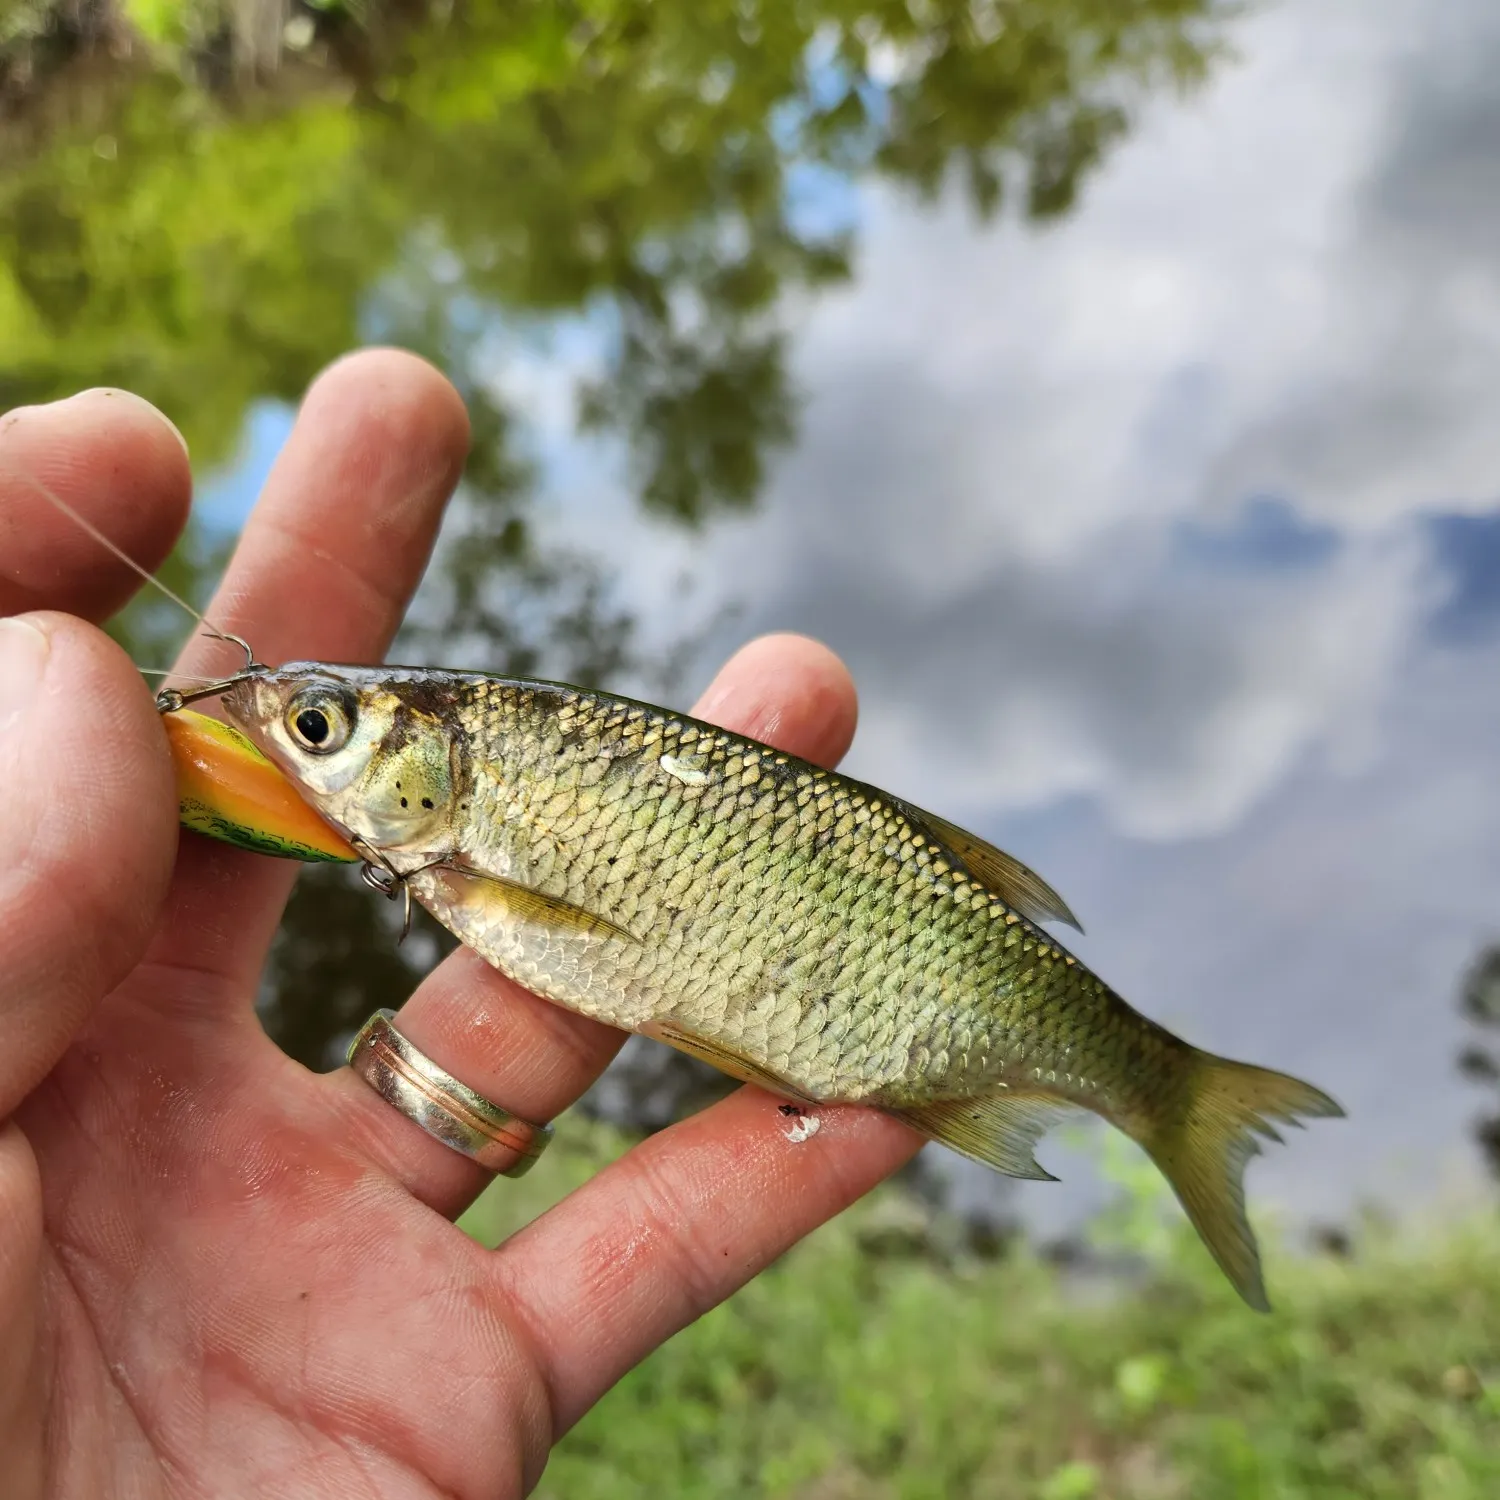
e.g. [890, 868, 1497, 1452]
[460, 1116, 1500, 1500]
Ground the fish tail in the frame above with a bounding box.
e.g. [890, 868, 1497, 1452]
[1131, 1050, 1344, 1311]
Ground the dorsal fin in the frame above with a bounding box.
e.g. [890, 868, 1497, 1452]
[892, 798, 1083, 932]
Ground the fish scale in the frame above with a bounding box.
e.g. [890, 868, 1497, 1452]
[421, 677, 1124, 1106]
[225, 663, 1344, 1308]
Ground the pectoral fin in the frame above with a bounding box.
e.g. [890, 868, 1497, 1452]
[895, 798, 1083, 932]
[640, 1019, 818, 1102]
[887, 1087, 1081, 1180]
[440, 862, 639, 943]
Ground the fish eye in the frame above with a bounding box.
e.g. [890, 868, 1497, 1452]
[285, 687, 355, 755]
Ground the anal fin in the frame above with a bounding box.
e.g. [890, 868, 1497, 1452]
[888, 1088, 1081, 1180]
[640, 1019, 818, 1103]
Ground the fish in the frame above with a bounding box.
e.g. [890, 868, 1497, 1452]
[8, 455, 1342, 1309]
[213, 660, 1343, 1311]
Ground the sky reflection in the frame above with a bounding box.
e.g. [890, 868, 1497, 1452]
[203, 0, 1500, 1235]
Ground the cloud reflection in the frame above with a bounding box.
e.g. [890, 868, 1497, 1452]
[445, 0, 1500, 1224]
[554, 0, 1500, 1219]
[661, 0, 1500, 847]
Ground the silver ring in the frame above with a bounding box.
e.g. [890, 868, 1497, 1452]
[346, 1009, 553, 1178]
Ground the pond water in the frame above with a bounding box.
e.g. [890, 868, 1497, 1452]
[5, 0, 1498, 1242]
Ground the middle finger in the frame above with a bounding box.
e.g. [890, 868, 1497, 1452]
[326, 632, 860, 1217]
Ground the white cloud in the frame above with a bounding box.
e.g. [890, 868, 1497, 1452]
[505, 0, 1487, 846]
[641, 0, 1499, 844]
[758, 0, 1419, 573]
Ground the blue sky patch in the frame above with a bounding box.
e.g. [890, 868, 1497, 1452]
[195, 399, 296, 535]
[1426, 509, 1500, 642]
[1170, 494, 1341, 574]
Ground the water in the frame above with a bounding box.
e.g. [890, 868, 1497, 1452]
[5, 0, 1499, 1240]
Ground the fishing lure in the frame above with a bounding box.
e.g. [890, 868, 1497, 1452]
[13, 462, 1343, 1311]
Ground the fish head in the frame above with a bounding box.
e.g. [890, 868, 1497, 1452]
[222, 664, 465, 868]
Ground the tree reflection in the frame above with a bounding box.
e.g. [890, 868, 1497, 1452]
[4, 0, 1235, 1096]
[3, 0, 1229, 499]
[1458, 946, 1500, 1178]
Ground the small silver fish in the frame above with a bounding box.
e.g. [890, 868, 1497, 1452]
[215, 660, 1342, 1311]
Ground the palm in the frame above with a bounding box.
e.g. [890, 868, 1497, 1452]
[29, 1003, 533, 1496]
[0, 356, 920, 1498]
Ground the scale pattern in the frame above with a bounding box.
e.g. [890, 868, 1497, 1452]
[407, 675, 1189, 1119]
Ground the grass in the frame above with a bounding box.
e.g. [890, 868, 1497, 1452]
[459, 1116, 1500, 1499]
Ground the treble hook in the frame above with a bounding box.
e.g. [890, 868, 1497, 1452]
[222, 632, 261, 674]
[154, 637, 268, 714]
[360, 861, 414, 944]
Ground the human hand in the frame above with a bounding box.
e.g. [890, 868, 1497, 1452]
[0, 354, 922, 1499]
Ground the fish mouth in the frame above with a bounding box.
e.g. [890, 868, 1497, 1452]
[218, 673, 259, 724]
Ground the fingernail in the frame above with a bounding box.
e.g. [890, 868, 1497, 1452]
[0, 617, 49, 733]
[67, 388, 191, 459]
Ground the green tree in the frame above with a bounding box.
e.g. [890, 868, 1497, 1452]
[1459, 945, 1500, 1178]
[3, 0, 1230, 501]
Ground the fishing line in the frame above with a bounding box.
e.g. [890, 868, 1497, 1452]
[136, 668, 237, 682]
[0, 457, 259, 674]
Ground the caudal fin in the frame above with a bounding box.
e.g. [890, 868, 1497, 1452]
[1135, 1053, 1343, 1311]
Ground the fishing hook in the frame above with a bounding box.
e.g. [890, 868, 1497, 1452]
[357, 850, 481, 947]
[359, 860, 415, 944]
[154, 635, 268, 714]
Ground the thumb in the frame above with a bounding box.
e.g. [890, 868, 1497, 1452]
[0, 613, 176, 1494]
[0, 613, 178, 1119]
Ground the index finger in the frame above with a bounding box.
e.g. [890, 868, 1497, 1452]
[173, 350, 469, 682]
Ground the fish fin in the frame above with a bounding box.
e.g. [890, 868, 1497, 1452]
[1133, 1052, 1344, 1313]
[893, 799, 1083, 932]
[640, 1019, 818, 1102]
[888, 1088, 1081, 1181]
[441, 862, 639, 944]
